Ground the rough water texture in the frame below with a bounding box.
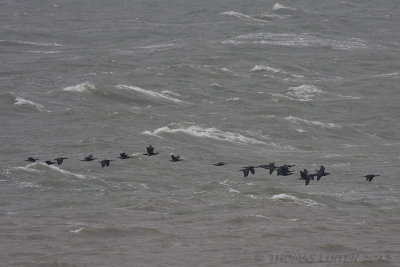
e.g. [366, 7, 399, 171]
[1, 1, 400, 266]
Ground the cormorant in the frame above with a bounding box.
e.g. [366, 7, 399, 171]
[239, 166, 255, 177]
[99, 159, 113, 168]
[364, 174, 380, 182]
[45, 160, 56, 165]
[170, 154, 182, 162]
[118, 153, 130, 159]
[25, 157, 39, 162]
[257, 162, 276, 175]
[144, 145, 158, 156]
[213, 162, 227, 166]
[82, 154, 97, 162]
[54, 157, 68, 165]
[315, 165, 329, 181]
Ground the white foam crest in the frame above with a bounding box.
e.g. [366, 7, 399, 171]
[15, 162, 88, 179]
[271, 193, 319, 206]
[14, 96, 51, 112]
[220, 11, 269, 23]
[46, 164, 87, 179]
[115, 84, 183, 103]
[142, 125, 266, 145]
[251, 65, 282, 73]
[374, 72, 400, 78]
[223, 32, 370, 50]
[63, 82, 96, 93]
[270, 84, 321, 102]
[284, 116, 340, 129]
[70, 227, 85, 233]
[0, 39, 64, 47]
[17, 181, 40, 188]
[225, 97, 240, 102]
[272, 3, 297, 11]
[138, 43, 175, 50]
[287, 84, 322, 101]
[229, 188, 240, 193]
[26, 50, 61, 54]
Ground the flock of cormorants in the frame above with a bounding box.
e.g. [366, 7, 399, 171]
[24, 145, 380, 186]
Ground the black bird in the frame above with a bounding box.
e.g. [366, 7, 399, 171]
[257, 162, 276, 175]
[276, 165, 294, 176]
[54, 157, 68, 165]
[118, 153, 130, 159]
[315, 165, 330, 181]
[144, 145, 158, 156]
[299, 169, 315, 185]
[213, 162, 227, 166]
[99, 159, 113, 168]
[82, 154, 97, 161]
[364, 174, 380, 182]
[25, 157, 39, 163]
[239, 166, 256, 177]
[170, 154, 182, 162]
[45, 160, 56, 165]
[299, 169, 309, 180]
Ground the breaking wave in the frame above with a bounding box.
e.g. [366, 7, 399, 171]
[14, 162, 88, 180]
[271, 84, 322, 101]
[115, 84, 184, 103]
[271, 193, 319, 206]
[14, 96, 51, 112]
[63, 82, 96, 93]
[223, 32, 372, 50]
[220, 11, 273, 23]
[143, 124, 266, 145]
[284, 116, 340, 129]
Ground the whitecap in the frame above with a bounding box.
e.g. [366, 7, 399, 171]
[142, 124, 266, 145]
[223, 32, 371, 50]
[250, 65, 282, 73]
[70, 227, 85, 234]
[225, 97, 240, 102]
[46, 164, 87, 179]
[115, 84, 183, 103]
[14, 96, 51, 112]
[26, 50, 61, 54]
[220, 11, 269, 23]
[271, 193, 319, 206]
[284, 116, 340, 129]
[229, 188, 240, 193]
[286, 84, 322, 101]
[138, 43, 175, 50]
[271, 84, 322, 102]
[0, 39, 64, 47]
[63, 82, 96, 93]
[15, 162, 88, 180]
[272, 3, 297, 11]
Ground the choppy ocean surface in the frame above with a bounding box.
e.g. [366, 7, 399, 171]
[1, 1, 400, 266]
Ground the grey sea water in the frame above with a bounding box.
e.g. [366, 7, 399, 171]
[1, 1, 400, 266]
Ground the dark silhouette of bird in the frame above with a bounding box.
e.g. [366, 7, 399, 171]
[170, 154, 182, 162]
[118, 153, 130, 159]
[99, 159, 113, 168]
[144, 145, 158, 156]
[299, 169, 315, 185]
[364, 174, 380, 182]
[25, 157, 39, 162]
[45, 160, 56, 165]
[257, 162, 277, 175]
[54, 157, 68, 165]
[276, 164, 294, 176]
[82, 154, 97, 161]
[239, 166, 256, 177]
[315, 165, 329, 181]
[213, 162, 227, 166]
